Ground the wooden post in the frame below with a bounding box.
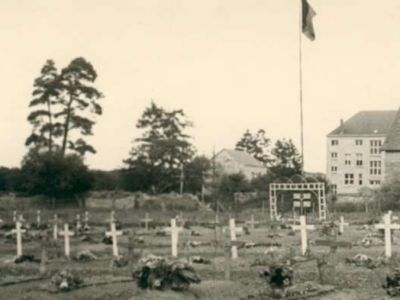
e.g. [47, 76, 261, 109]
[106, 222, 123, 257]
[53, 214, 58, 240]
[338, 216, 349, 234]
[76, 214, 81, 233]
[229, 218, 238, 259]
[12, 210, 17, 223]
[170, 218, 180, 257]
[11, 221, 26, 257]
[224, 227, 231, 281]
[128, 230, 135, 273]
[84, 211, 89, 227]
[37, 210, 41, 227]
[292, 216, 315, 255]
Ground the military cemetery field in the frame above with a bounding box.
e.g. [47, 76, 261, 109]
[1, 207, 400, 300]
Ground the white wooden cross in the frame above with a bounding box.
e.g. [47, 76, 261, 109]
[36, 210, 41, 227]
[53, 214, 59, 240]
[375, 214, 400, 257]
[229, 218, 238, 259]
[11, 221, 26, 257]
[339, 216, 349, 234]
[106, 222, 123, 257]
[141, 213, 153, 231]
[245, 214, 259, 231]
[59, 223, 74, 257]
[292, 216, 315, 255]
[170, 218, 183, 257]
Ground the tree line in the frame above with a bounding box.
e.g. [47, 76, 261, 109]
[0, 57, 327, 204]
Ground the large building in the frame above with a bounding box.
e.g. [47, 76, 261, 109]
[214, 149, 266, 180]
[326, 110, 399, 195]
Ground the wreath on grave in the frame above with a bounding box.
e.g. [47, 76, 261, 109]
[133, 255, 201, 291]
[51, 270, 83, 292]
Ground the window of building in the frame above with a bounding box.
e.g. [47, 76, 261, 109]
[370, 180, 381, 185]
[355, 139, 363, 146]
[331, 152, 338, 159]
[331, 166, 337, 173]
[344, 173, 354, 185]
[369, 160, 382, 175]
[359, 174, 363, 185]
[370, 140, 382, 155]
[356, 153, 363, 166]
[345, 153, 351, 165]
[331, 140, 338, 146]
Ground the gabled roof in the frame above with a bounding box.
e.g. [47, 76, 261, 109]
[216, 149, 265, 168]
[382, 108, 400, 151]
[327, 110, 397, 136]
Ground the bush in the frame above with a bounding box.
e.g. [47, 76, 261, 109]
[20, 150, 92, 200]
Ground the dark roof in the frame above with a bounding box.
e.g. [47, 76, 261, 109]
[217, 149, 265, 168]
[327, 110, 397, 136]
[382, 108, 400, 151]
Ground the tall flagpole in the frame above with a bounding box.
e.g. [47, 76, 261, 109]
[298, 0, 305, 174]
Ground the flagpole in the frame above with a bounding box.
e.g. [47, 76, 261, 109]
[298, 0, 305, 174]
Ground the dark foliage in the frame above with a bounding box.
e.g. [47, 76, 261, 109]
[20, 150, 92, 200]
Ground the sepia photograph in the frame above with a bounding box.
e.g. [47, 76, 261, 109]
[1, 0, 400, 299]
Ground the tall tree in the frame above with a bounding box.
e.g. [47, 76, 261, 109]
[270, 139, 302, 178]
[25, 60, 61, 152]
[235, 129, 272, 165]
[26, 58, 103, 157]
[124, 101, 195, 192]
[57, 58, 103, 156]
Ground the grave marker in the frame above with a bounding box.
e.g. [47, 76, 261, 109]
[53, 214, 59, 240]
[339, 216, 349, 235]
[84, 211, 89, 227]
[37, 210, 41, 227]
[76, 214, 81, 232]
[245, 214, 259, 231]
[106, 222, 123, 257]
[292, 216, 315, 255]
[229, 218, 238, 259]
[170, 218, 182, 257]
[12, 210, 17, 223]
[59, 223, 74, 257]
[141, 213, 153, 231]
[11, 221, 26, 257]
[375, 214, 400, 257]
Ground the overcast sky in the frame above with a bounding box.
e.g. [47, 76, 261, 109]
[1, 0, 400, 172]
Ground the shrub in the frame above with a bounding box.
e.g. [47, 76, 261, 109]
[20, 150, 92, 200]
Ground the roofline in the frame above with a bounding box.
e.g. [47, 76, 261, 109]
[326, 134, 387, 138]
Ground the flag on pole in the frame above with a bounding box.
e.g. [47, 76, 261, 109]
[302, 0, 316, 41]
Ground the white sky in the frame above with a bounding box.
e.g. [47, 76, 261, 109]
[1, 0, 400, 172]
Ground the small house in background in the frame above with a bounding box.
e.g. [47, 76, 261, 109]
[214, 149, 266, 180]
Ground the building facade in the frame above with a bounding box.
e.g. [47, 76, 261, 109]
[326, 110, 398, 195]
[214, 149, 266, 180]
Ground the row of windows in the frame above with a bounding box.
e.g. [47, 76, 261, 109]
[343, 173, 381, 186]
[331, 160, 381, 175]
[330, 139, 383, 155]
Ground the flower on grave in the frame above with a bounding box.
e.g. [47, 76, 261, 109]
[51, 270, 83, 292]
[133, 255, 201, 291]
